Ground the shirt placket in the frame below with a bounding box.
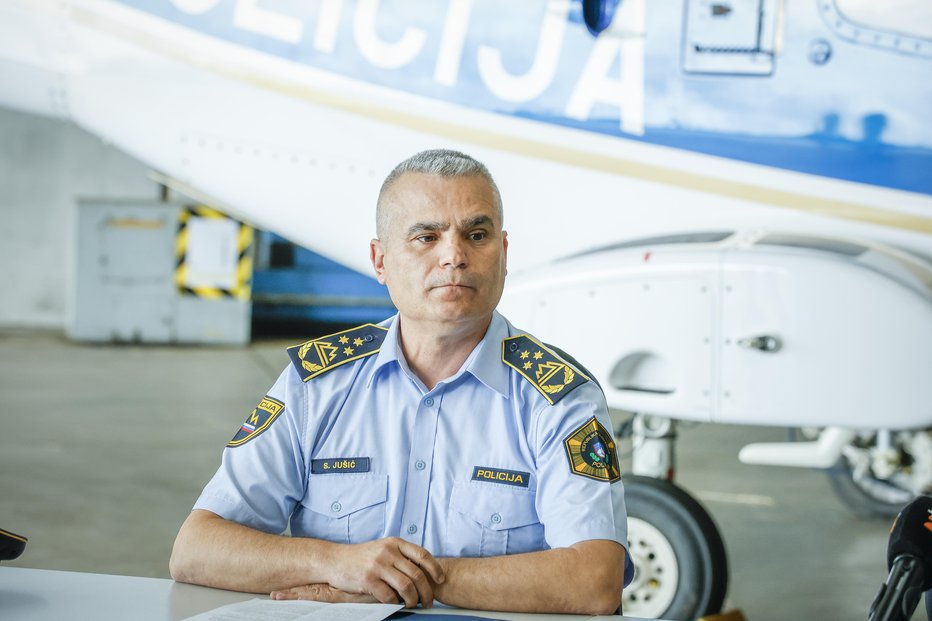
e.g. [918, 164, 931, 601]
[399, 389, 442, 545]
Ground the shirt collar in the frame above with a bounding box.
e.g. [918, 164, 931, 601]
[464, 311, 511, 398]
[366, 311, 512, 399]
[367, 314, 405, 387]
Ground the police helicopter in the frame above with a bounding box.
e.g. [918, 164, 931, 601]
[1, 0, 930, 618]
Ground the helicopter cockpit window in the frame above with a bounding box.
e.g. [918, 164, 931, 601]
[821, 0, 932, 57]
[755, 234, 868, 257]
[561, 231, 734, 261]
[834, 0, 932, 41]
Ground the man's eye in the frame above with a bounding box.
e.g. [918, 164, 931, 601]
[415, 235, 436, 243]
[469, 231, 487, 241]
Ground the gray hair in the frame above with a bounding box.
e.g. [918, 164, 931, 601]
[376, 149, 503, 240]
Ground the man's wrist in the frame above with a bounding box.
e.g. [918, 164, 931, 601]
[303, 538, 340, 585]
[432, 557, 453, 600]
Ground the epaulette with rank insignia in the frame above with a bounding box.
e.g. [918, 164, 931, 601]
[502, 334, 589, 404]
[288, 324, 388, 382]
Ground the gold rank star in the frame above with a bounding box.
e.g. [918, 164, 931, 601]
[520, 350, 529, 359]
[533, 351, 543, 360]
[353, 337, 364, 347]
[343, 347, 354, 356]
[339, 335, 349, 344]
[523, 361, 532, 370]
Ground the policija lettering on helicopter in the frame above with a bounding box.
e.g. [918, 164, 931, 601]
[127, 0, 645, 135]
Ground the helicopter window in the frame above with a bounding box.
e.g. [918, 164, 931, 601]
[560, 231, 734, 260]
[820, 1, 932, 57]
[834, 0, 932, 41]
[755, 234, 867, 257]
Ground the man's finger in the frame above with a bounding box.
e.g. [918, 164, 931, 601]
[394, 557, 434, 608]
[382, 569, 420, 608]
[271, 584, 331, 601]
[270, 584, 378, 603]
[367, 580, 402, 605]
[397, 540, 445, 584]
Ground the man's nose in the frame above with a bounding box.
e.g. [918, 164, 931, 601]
[439, 235, 467, 268]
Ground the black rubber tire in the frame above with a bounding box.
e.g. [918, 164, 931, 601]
[827, 456, 913, 520]
[623, 475, 728, 620]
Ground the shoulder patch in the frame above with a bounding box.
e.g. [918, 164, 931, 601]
[228, 395, 285, 447]
[502, 334, 589, 404]
[563, 417, 621, 482]
[287, 324, 388, 382]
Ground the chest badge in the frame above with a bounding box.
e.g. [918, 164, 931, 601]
[563, 417, 621, 482]
[472, 466, 531, 488]
[311, 457, 371, 474]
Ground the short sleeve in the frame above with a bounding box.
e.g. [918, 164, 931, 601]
[193, 365, 306, 534]
[533, 380, 635, 585]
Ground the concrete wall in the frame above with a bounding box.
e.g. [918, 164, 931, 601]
[0, 106, 159, 328]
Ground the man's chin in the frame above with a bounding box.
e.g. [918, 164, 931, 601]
[420, 301, 478, 320]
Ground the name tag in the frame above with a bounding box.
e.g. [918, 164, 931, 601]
[311, 457, 370, 474]
[471, 466, 530, 488]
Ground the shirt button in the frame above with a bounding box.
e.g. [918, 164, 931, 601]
[415, 459, 426, 471]
[424, 397, 434, 407]
[407, 524, 418, 534]
[331, 502, 342, 513]
[490, 513, 502, 525]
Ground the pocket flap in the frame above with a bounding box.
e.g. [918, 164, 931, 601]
[302, 474, 388, 518]
[450, 480, 538, 530]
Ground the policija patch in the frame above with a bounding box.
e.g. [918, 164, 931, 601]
[563, 417, 621, 482]
[472, 466, 531, 488]
[227, 396, 285, 447]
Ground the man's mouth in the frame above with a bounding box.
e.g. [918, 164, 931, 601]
[430, 282, 474, 291]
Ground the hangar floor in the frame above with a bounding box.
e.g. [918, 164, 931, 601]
[0, 329, 917, 621]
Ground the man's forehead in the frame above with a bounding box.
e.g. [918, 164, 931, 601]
[385, 173, 500, 223]
[391, 171, 493, 197]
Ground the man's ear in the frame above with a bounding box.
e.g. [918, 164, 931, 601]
[502, 230, 509, 275]
[370, 239, 387, 285]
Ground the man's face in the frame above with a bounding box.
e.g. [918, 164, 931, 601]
[371, 172, 508, 329]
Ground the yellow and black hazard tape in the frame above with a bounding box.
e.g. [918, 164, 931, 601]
[175, 205, 254, 300]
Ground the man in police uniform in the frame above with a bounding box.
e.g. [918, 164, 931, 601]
[170, 150, 633, 613]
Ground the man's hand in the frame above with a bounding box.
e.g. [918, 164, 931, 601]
[271, 584, 378, 603]
[322, 537, 445, 608]
[170, 512, 443, 605]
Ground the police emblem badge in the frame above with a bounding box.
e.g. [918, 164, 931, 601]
[563, 416, 621, 482]
[228, 395, 285, 447]
[501, 334, 589, 404]
[287, 324, 388, 382]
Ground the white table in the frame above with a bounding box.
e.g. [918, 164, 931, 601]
[0, 567, 655, 621]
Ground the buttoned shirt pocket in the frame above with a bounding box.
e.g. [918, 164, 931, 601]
[444, 480, 544, 557]
[298, 474, 388, 544]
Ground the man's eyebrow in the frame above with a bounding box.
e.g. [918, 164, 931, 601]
[460, 215, 493, 229]
[406, 221, 449, 236]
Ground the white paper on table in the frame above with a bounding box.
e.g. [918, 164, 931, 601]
[181, 598, 404, 621]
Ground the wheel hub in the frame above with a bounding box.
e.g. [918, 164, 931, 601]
[623, 516, 679, 618]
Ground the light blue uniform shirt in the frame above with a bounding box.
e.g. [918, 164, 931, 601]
[195, 311, 633, 584]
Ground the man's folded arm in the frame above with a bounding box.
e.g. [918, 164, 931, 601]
[272, 538, 626, 614]
[169, 509, 445, 607]
[170, 509, 334, 593]
[432, 539, 625, 615]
